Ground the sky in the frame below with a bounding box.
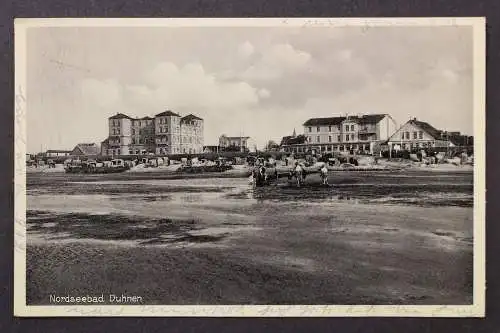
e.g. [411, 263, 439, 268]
[25, 24, 474, 153]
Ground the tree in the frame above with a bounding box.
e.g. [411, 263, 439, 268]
[265, 140, 279, 152]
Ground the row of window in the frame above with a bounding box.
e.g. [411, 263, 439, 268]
[132, 120, 153, 127]
[307, 134, 363, 143]
[131, 138, 153, 144]
[307, 124, 365, 133]
[285, 144, 371, 153]
[401, 131, 424, 140]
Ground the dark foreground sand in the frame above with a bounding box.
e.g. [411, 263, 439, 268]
[26, 171, 473, 305]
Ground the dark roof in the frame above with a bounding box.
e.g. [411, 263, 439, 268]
[101, 138, 109, 144]
[46, 149, 71, 153]
[181, 114, 203, 121]
[72, 143, 100, 156]
[155, 110, 180, 117]
[303, 117, 345, 126]
[139, 116, 154, 120]
[109, 113, 133, 120]
[445, 133, 470, 146]
[222, 136, 250, 140]
[281, 135, 307, 146]
[303, 114, 388, 126]
[356, 114, 387, 124]
[409, 119, 442, 140]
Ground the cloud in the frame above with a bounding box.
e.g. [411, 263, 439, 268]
[80, 78, 121, 108]
[134, 61, 262, 111]
[241, 43, 312, 81]
[238, 41, 255, 58]
[257, 88, 271, 99]
[75, 62, 273, 146]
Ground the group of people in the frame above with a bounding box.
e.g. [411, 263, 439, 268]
[250, 160, 330, 188]
[289, 161, 329, 187]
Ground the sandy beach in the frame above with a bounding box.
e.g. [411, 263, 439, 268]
[26, 169, 473, 305]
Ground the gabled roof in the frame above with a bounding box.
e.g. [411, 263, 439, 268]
[139, 116, 154, 120]
[72, 143, 100, 156]
[303, 117, 345, 126]
[181, 114, 203, 121]
[409, 119, 442, 140]
[155, 110, 180, 117]
[109, 113, 133, 120]
[303, 114, 388, 126]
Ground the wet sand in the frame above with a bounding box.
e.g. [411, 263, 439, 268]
[26, 170, 473, 305]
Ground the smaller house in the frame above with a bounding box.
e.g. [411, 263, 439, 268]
[386, 118, 451, 152]
[46, 149, 72, 158]
[280, 129, 307, 153]
[219, 135, 250, 152]
[203, 145, 220, 153]
[71, 143, 100, 157]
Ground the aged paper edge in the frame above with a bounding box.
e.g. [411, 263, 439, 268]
[13, 17, 486, 317]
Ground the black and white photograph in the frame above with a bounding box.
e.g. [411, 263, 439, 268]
[14, 18, 485, 317]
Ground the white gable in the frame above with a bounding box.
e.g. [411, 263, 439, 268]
[388, 122, 436, 142]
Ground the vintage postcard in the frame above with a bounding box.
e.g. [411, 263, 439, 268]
[14, 17, 485, 317]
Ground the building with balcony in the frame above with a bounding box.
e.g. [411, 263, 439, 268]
[281, 114, 396, 155]
[104, 110, 204, 156]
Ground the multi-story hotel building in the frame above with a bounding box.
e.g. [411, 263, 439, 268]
[281, 114, 397, 155]
[104, 111, 204, 156]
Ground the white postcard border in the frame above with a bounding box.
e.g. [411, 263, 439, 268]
[14, 17, 486, 317]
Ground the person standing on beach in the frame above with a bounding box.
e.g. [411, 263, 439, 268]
[294, 162, 303, 187]
[320, 163, 329, 185]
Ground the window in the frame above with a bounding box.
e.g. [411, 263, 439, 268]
[132, 129, 135, 135]
[308, 127, 312, 132]
[117, 128, 120, 135]
[132, 138, 136, 144]
[345, 125, 349, 131]
[419, 131, 423, 139]
[328, 136, 332, 142]
[413, 132, 418, 139]
[308, 136, 311, 142]
[112, 129, 115, 135]
[316, 136, 320, 143]
[346, 135, 349, 141]
[351, 125, 355, 131]
[337, 125, 341, 131]
[338, 135, 341, 142]
[401, 133, 404, 140]
[317, 126, 320, 132]
[405, 132, 410, 139]
[328, 126, 332, 132]
[351, 134, 355, 140]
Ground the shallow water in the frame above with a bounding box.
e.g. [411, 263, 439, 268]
[26, 170, 474, 305]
